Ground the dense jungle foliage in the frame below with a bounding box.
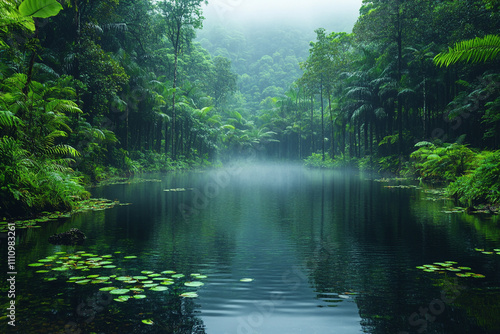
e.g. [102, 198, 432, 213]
[1, 0, 499, 217]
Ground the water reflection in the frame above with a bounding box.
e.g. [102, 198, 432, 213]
[2, 164, 500, 333]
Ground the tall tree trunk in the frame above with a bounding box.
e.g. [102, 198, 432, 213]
[396, 1, 404, 155]
[171, 21, 181, 160]
[320, 81, 325, 161]
[23, 20, 39, 95]
[328, 91, 335, 159]
[310, 94, 314, 155]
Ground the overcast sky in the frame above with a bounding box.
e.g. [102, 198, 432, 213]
[202, 0, 363, 32]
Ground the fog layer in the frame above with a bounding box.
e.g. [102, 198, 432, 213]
[203, 0, 362, 32]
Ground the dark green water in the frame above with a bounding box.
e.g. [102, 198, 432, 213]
[2, 163, 500, 333]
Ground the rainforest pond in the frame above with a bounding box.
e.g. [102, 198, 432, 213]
[2, 163, 500, 334]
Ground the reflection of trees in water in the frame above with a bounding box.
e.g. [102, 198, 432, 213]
[3, 282, 206, 334]
[85, 293, 207, 333]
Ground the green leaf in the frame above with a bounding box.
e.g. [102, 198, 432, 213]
[434, 35, 500, 67]
[184, 281, 204, 287]
[142, 319, 154, 325]
[18, 0, 63, 18]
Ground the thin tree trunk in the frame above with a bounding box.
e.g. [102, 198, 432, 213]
[320, 81, 325, 161]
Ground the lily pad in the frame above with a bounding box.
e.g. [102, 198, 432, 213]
[171, 274, 185, 278]
[141, 270, 154, 274]
[456, 273, 470, 277]
[124, 256, 137, 259]
[161, 281, 175, 285]
[180, 292, 198, 298]
[184, 281, 204, 287]
[102, 265, 116, 268]
[193, 275, 207, 279]
[52, 267, 70, 271]
[161, 270, 176, 274]
[150, 286, 169, 291]
[142, 319, 154, 325]
[109, 289, 130, 295]
[28, 263, 45, 267]
[133, 276, 149, 280]
[133, 294, 147, 299]
[99, 287, 117, 292]
[240, 278, 254, 282]
[69, 276, 86, 280]
[115, 276, 131, 281]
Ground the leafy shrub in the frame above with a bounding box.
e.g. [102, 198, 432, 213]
[410, 142, 477, 181]
[0, 137, 89, 217]
[304, 152, 359, 169]
[304, 153, 336, 168]
[446, 151, 500, 206]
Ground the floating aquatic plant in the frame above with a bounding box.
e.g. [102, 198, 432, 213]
[163, 188, 193, 192]
[184, 281, 204, 287]
[240, 278, 254, 282]
[475, 248, 500, 255]
[28, 250, 207, 304]
[180, 292, 198, 298]
[416, 261, 485, 278]
[0, 199, 130, 232]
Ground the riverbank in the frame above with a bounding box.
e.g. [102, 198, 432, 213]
[0, 150, 218, 222]
[303, 143, 500, 214]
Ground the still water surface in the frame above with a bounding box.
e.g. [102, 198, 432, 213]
[3, 163, 500, 333]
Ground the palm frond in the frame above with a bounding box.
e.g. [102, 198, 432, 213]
[434, 35, 500, 67]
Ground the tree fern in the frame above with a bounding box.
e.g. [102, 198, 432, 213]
[434, 35, 500, 67]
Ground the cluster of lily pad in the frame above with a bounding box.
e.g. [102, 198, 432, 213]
[383, 185, 421, 189]
[416, 261, 485, 278]
[28, 251, 206, 301]
[475, 248, 500, 255]
[163, 188, 193, 192]
[0, 199, 130, 232]
[373, 177, 408, 183]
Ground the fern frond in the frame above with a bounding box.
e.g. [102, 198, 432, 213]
[434, 35, 500, 67]
[46, 144, 80, 157]
[0, 110, 23, 128]
[46, 99, 82, 114]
